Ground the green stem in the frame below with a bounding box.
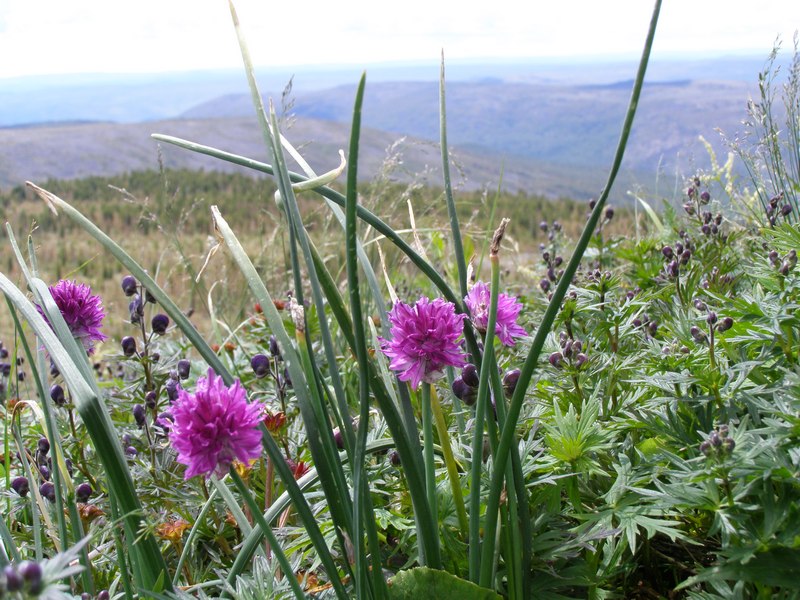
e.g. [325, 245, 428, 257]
[421, 383, 440, 568]
[430, 387, 468, 537]
[227, 470, 307, 600]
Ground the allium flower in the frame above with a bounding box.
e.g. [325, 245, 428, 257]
[464, 281, 527, 347]
[380, 297, 467, 390]
[39, 280, 107, 353]
[169, 369, 264, 479]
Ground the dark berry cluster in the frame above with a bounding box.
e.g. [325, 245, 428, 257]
[764, 192, 793, 226]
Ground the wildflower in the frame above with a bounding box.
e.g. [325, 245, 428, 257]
[263, 410, 286, 433]
[121, 275, 138, 296]
[75, 483, 93, 503]
[11, 476, 29, 497]
[177, 359, 191, 380]
[39, 280, 107, 354]
[156, 519, 190, 543]
[380, 297, 467, 390]
[151, 314, 170, 335]
[464, 281, 527, 347]
[169, 369, 264, 480]
[250, 354, 271, 378]
[50, 384, 66, 406]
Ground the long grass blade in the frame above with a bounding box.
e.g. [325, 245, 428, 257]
[476, 0, 662, 588]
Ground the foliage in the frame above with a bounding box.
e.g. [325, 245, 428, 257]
[4, 2, 800, 600]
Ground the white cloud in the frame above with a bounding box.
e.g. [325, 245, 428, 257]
[0, 0, 798, 78]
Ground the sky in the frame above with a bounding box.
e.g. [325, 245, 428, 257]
[0, 1, 799, 79]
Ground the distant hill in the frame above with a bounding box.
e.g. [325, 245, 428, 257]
[0, 116, 643, 200]
[181, 78, 757, 175]
[0, 55, 778, 202]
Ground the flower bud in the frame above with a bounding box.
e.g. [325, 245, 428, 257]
[121, 336, 137, 357]
[145, 390, 157, 409]
[781, 204, 792, 216]
[700, 191, 710, 204]
[37, 436, 50, 456]
[165, 378, 181, 403]
[19, 560, 43, 594]
[75, 482, 93, 503]
[539, 279, 550, 293]
[699, 440, 712, 456]
[693, 298, 707, 311]
[269, 335, 281, 358]
[133, 404, 146, 428]
[40, 481, 55, 502]
[151, 314, 170, 335]
[709, 431, 722, 447]
[125, 446, 138, 458]
[177, 359, 191, 380]
[604, 207, 614, 221]
[129, 295, 144, 323]
[4, 564, 23, 592]
[575, 353, 588, 369]
[548, 352, 563, 368]
[121, 275, 138, 297]
[452, 377, 477, 406]
[723, 437, 735, 453]
[39, 465, 51, 481]
[716, 316, 733, 332]
[502, 369, 521, 399]
[11, 476, 29, 497]
[718, 424, 729, 438]
[461, 364, 479, 388]
[661, 246, 673, 260]
[251, 354, 271, 379]
[706, 312, 718, 326]
[50, 383, 66, 406]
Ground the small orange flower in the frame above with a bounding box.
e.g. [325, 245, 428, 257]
[211, 343, 221, 353]
[224, 342, 236, 353]
[273, 299, 286, 311]
[254, 302, 263, 314]
[156, 518, 190, 543]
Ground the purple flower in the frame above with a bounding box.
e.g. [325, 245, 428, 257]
[380, 297, 467, 390]
[169, 369, 264, 479]
[39, 280, 107, 353]
[464, 281, 527, 347]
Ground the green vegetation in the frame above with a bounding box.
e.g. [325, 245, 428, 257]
[3, 3, 800, 599]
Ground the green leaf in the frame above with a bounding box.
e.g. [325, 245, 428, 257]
[676, 548, 800, 590]
[389, 568, 502, 600]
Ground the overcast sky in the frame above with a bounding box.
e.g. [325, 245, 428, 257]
[1, 1, 798, 79]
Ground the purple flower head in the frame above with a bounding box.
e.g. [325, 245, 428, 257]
[464, 281, 527, 347]
[169, 368, 264, 479]
[39, 280, 107, 354]
[380, 297, 467, 390]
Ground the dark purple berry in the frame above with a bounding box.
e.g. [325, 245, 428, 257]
[251, 354, 270, 378]
[151, 314, 170, 335]
[11, 476, 29, 497]
[121, 336, 137, 357]
[121, 275, 137, 296]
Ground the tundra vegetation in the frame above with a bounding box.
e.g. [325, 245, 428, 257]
[2, 2, 800, 598]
